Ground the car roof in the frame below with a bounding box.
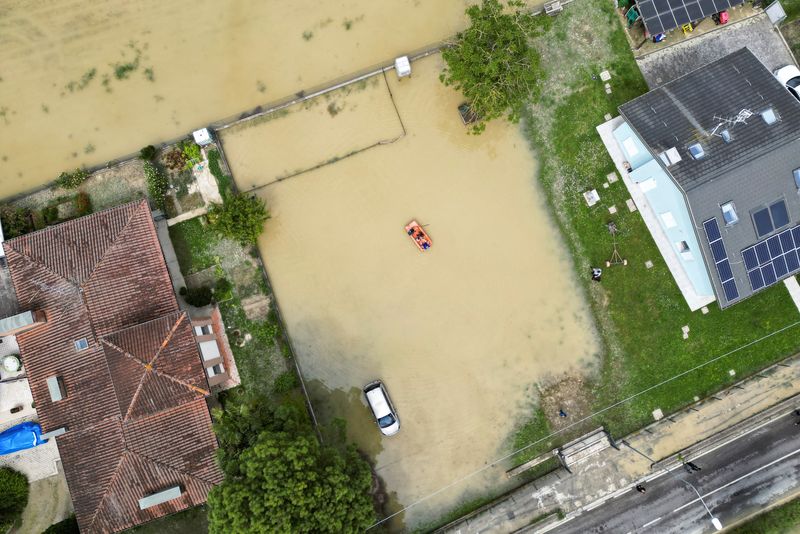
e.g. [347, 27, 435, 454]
[365, 385, 392, 418]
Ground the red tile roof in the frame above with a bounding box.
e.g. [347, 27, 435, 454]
[4, 201, 223, 533]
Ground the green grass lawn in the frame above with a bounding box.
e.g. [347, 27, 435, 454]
[168, 218, 219, 275]
[727, 496, 800, 534]
[522, 0, 800, 441]
[782, 0, 800, 58]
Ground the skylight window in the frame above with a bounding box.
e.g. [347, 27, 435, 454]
[761, 108, 777, 125]
[720, 129, 732, 143]
[74, 338, 89, 351]
[794, 168, 800, 191]
[721, 202, 738, 226]
[688, 143, 705, 160]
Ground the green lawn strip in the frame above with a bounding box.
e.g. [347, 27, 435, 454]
[522, 0, 800, 443]
[511, 405, 554, 464]
[726, 495, 800, 534]
[783, 0, 800, 22]
[125, 505, 208, 533]
[168, 218, 219, 275]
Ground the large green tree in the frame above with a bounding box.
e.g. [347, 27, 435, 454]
[0, 467, 29, 531]
[208, 398, 375, 533]
[207, 193, 269, 246]
[441, 0, 549, 133]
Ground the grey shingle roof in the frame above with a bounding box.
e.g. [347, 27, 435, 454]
[619, 47, 800, 192]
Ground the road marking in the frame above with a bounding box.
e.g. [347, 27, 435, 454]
[642, 516, 662, 528]
[672, 445, 800, 514]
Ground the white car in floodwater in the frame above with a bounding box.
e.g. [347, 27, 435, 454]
[364, 380, 400, 436]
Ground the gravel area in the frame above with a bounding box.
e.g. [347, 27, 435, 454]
[637, 13, 796, 89]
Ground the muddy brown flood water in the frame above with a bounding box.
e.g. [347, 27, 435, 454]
[0, 0, 504, 198]
[221, 56, 600, 528]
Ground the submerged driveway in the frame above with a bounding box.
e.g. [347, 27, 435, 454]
[221, 55, 599, 528]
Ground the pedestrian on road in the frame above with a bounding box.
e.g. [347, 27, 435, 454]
[559, 409, 568, 418]
[687, 461, 701, 472]
[635, 484, 646, 493]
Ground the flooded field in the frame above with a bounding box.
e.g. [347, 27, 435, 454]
[221, 56, 600, 528]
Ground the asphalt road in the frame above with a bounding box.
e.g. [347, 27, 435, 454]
[550, 412, 800, 534]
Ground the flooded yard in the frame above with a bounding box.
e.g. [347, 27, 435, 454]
[220, 55, 600, 527]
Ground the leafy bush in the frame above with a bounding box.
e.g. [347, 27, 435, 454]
[185, 286, 214, 307]
[139, 145, 157, 161]
[143, 161, 169, 210]
[55, 168, 88, 189]
[207, 149, 232, 199]
[0, 205, 33, 238]
[164, 148, 187, 171]
[74, 192, 92, 217]
[42, 206, 60, 225]
[43, 515, 79, 534]
[182, 141, 202, 170]
[0, 467, 29, 532]
[207, 194, 270, 246]
[272, 371, 298, 395]
[214, 278, 233, 301]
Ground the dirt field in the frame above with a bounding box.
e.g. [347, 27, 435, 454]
[220, 55, 600, 528]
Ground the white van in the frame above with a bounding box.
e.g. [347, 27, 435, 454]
[364, 380, 400, 436]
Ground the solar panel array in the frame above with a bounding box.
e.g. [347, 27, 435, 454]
[703, 218, 739, 302]
[742, 225, 800, 292]
[636, 0, 745, 35]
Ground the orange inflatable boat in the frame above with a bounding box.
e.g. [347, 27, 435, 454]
[405, 220, 432, 251]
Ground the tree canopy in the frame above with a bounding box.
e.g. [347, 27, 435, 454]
[440, 0, 549, 133]
[207, 397, 376, 533]
[0, 467, 29, 531]
[207, 193, 269, 246]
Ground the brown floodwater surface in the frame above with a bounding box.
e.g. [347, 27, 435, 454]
[221, 56, 600, 527]
[0, 0, 550, 198]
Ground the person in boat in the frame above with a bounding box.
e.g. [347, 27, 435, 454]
[408, 228, 415, 235]
[422, 242, 430, 250]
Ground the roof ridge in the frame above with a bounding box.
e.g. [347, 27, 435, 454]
[6, 247, 79, 290]
[126, 447, 219, 486]
[85, 419, 127, 532]
[80, 201, 148, 290]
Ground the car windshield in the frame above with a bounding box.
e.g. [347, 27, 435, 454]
[789, 77, 800, 90]
[378, 414, 395, 428]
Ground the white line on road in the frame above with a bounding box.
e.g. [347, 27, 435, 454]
[672, 445, 800, 514]
[641, 516, 662, 528]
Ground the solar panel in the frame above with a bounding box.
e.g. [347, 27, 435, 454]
[723, 280, 739, 301]
[742, 224, 800, 293]
[771, 200, 790, 229]
[703, 218, 739, 303]
[748, 268, 765, 291]
[787, 251, 800, 272]
[636, 0, 744, 35]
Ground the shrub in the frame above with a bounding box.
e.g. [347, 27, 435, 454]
[43, 515, 79, 534]
[42, 206, 60, 225]
[182, 141, 202, 170]
[139, 145, 157, 161]
[0, 467, 29, 532]
[164, 148, 187, 171]
[55, 168, 88, 189]
[214, 278, 233, 301]
[143, 161, 169, 210]
[179, 286, 188, 296]
[207, 149, 232, 199]
[272, 371, 298, 395]
[185, 286, 214, 307]
[74, 192, 92, 217]
[0, 205, 33, 238]
[207, 194, 270, 246]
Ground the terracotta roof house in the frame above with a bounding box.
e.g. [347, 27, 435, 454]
[603, 47, 800, 310]
[1, 200, 223, 533]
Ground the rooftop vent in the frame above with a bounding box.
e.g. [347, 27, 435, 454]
[46, 376, 66, 402]
[659, 147, 682, 167]
[688, 143, 705, 160]
[761, 108, 778, 125]
[721, 202, 738, 225]
[794, 168, 800, 191]
[720, 129, 732, 143]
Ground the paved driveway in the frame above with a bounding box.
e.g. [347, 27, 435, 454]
[637, 13, 796, 89]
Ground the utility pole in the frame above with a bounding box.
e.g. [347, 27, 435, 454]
[621, 440, 723, 531]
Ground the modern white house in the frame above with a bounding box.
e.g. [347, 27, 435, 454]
[600, 47, 800, 310]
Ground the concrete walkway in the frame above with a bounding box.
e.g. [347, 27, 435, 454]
[784, 276, 800, 313]
[442, 349, 800, 533]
